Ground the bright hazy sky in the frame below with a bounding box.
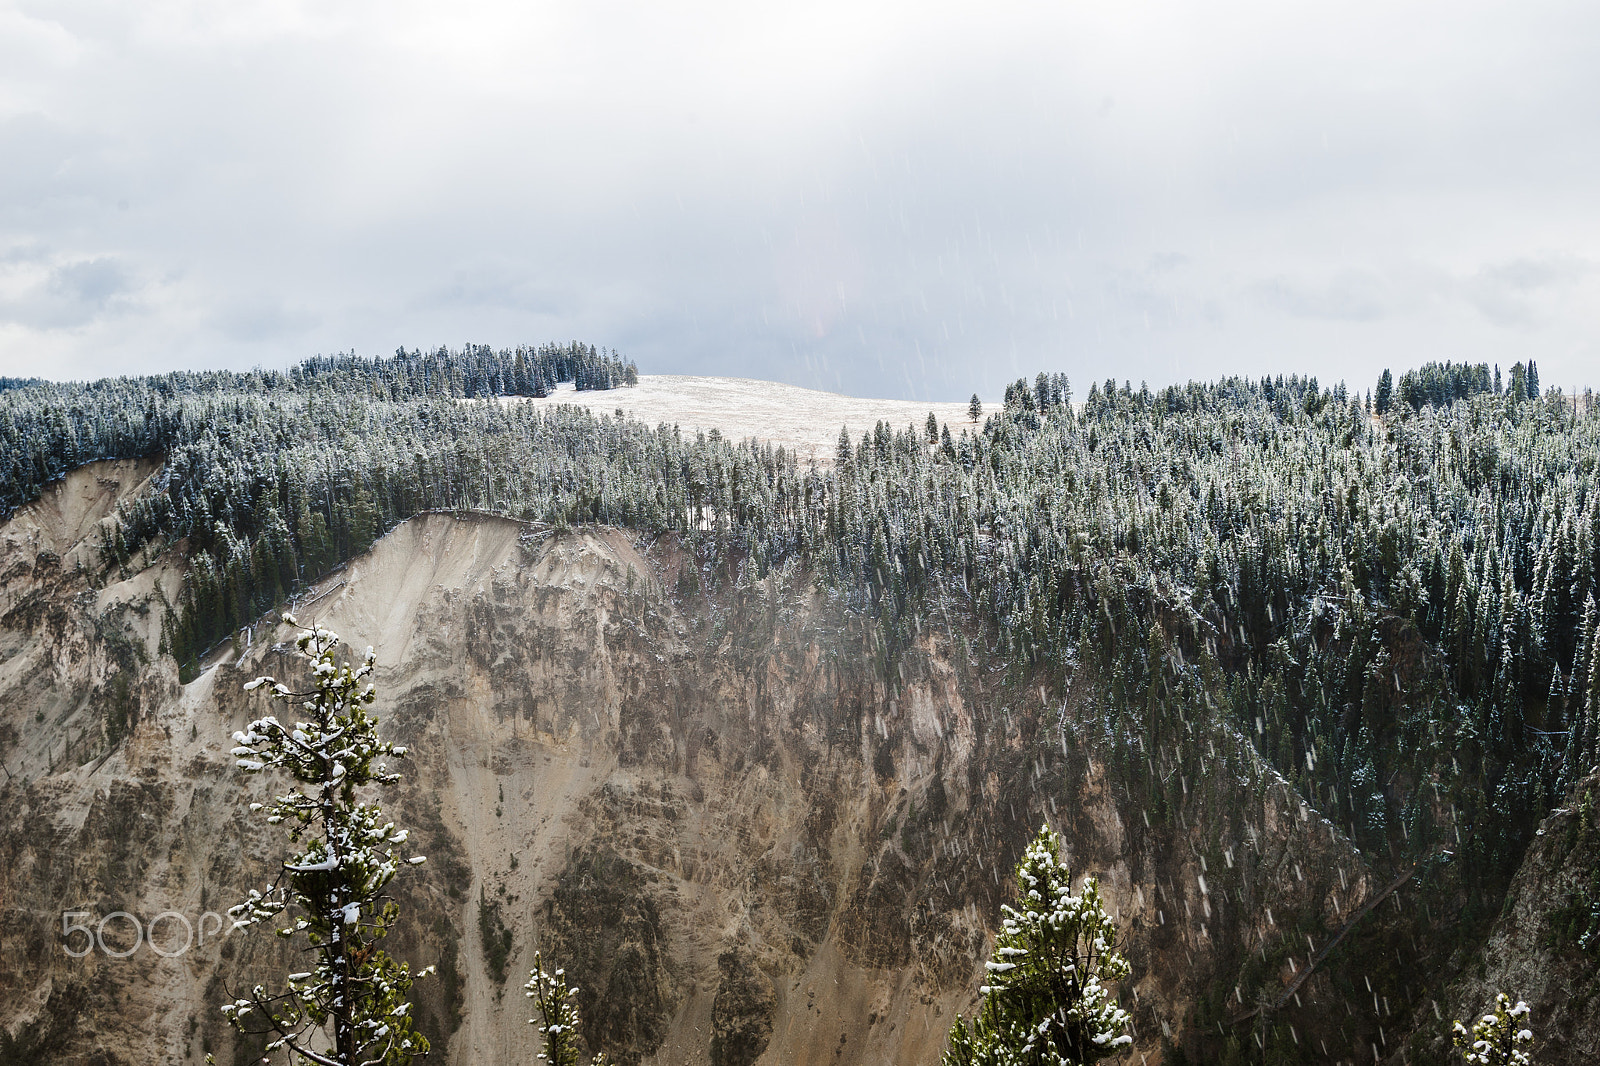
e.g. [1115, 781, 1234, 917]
[3, 1, 1598, 399]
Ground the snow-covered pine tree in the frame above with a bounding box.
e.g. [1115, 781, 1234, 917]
[1375, 368, 1394, 414]
[1452, 992, 1533, 1066]
[943, 825, 1133, 1066]
[219, 615, 430, 1065]
[1583, 631, 1600, 775]
[526, 951, 612, 1066]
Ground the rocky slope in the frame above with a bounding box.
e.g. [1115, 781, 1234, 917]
[2, 459, 1570, 1066]
[1408, 771, 1600, 1066]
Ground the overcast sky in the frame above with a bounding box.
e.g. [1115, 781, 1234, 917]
[3, 1, 1598, 399]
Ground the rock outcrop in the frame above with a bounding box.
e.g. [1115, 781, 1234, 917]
[1414, 772, 1600, 1066]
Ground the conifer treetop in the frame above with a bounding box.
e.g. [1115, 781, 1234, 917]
[527, 951, 611, 1066]
[221, 614, 430, 1066]
[1452, 993, 1533, 1066]
[944, 824, 1132, 1066]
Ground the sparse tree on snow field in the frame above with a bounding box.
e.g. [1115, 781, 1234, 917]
[943, 825, 1133, 1066]
[1452, 993, 1533, 1066]
[527, 952, 612, 1066]
[219, 615, 430, 1066]
[969, 394, 983, 423]
[927, 412, 940, 444]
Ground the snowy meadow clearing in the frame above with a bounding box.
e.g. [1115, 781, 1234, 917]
[507, 376, 986, 463]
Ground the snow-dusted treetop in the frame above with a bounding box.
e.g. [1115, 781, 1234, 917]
[526, 950, 613, 1066]
[1453, 993, 1533, 1066]
[220, 614, 430, 1066]
[945, 824, 1132, 1066]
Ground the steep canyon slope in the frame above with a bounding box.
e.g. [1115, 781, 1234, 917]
[0, 460, 1585, 1066]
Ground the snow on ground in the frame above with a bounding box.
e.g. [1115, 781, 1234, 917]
[514, 376, 989, 465]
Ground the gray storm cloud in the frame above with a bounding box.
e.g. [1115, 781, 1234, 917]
[2, 0, 1598, 396]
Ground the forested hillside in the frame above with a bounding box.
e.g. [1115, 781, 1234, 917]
[5, 345, 1597, 961]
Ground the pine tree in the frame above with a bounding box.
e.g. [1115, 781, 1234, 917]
[1452, 993, 1533, 1066]
[220, 616, 430, 1065]
[525, 952, 612, 1066]
[1375, 369, 1394, 415]
[970, 394, 983, 423]
[1583, 632, 1600, 776]
[943, 825, 1133, 1066]
[1509, 363, 1528, 404]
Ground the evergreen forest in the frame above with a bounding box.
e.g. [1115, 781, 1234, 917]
[4, 344, 1598, 953]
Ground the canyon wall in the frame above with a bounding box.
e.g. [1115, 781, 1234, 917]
[2, 461, 1552, 1066]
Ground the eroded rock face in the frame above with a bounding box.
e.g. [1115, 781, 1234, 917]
[711, 948, 777, 1066]
[0, 470, 1506, 1066]
[1422, 773, 1600, 1066]
[543, 845, 678, 1066]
